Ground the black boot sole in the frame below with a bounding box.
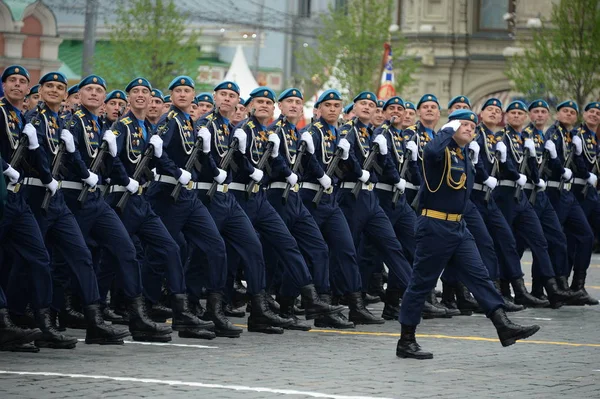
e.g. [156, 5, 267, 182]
[305, 305, 346, 320]
[283, 323, 311, 331]
[35, 340, 77, 349]
[85, 337, 125, 345]
[247, 324, 284, 334]
[396, 349, 434, 360]
[178, 329, 216, 340]
[215, 329, 242, 338]
[130, 333, 172, 342]
[314, 321, 355, 329]
[499, 325, 540, 347]
[0, 331, 43, 347]
[172, 322, 215, 332]
[0, 342, 40, 352]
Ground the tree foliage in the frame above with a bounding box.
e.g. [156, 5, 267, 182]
[296, 0, 417, 101]
[506, 0, 600, 106]
[97, 0, 201, 91]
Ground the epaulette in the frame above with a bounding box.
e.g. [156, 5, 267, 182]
[40, 109, 47, 115]
[405, 124, 417, 133]
[247, 120, 255, 129]
[524, 126, 532, 134]
[206, 112, 216, 121]
[276, 119, 284, 127]
[313, 121, 323, 129]
[167, 110, 178, 119]
[121, 117, 132, 125]
[74, 109, 85, 118]
[381, 123, 389, 130]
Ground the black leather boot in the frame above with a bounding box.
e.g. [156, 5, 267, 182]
[367, 272, 385, 301]
[454, 282, 479, 315]
[570, 272, 599, 305]
[101, 304, 128, 325]
[128, 296, 172, 342]
[382, 288, 403, 320]
[499, 279, 513, 301]
[531, 277, 548, 301]
[224, 303, 246, 318]
[440, 281, 459, 314]
[421, 301, 449, 319]
[556, 276, 585, 306]
[426, 290, 457, 317]
[84, 304, 130, 345]
[313, 294, 354, 329]
[301, 284, 345, 320]
[146, 300, 173, 323]
[248, 291, 293, 333]
[9, 308, 37, 329]
[396, 324, 433, 359]
[188, 295, 206, 319]
[1, 342, 40, 352]
[278, 296, 311, 331]
[34, 308, 78, 349]
[490, 307, 540, 347]
[204, 292, 243, 338]
[171, 294, 214, 331]
[346, 291, 384, 324]
[110, 288, 129, 320]
[494, 280, 524, 312]
[232, 277, 247, 309]
[0, 308, 43, 349]
[545, 277, 586, 308]
[511, 278, 550, 308]
[58, 291, 87, 330]
[363, 292, 382, 304]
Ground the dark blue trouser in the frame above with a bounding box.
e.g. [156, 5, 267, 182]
[0, 286, 6, 308]
[337, 188, 412, 289]
[299, 188, 362, 295]
[494, 187, 555, 279]
[471, 192, 524, 281]
[230, 188, 312, 297]
[266, 188, 329, 295]
[146, 183, 227, 298]
[400, 216, 504, 326]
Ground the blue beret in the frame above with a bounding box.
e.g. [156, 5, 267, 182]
[404, 101, 416, 111]
[238, 97, 245, 106]
[39, 72, 67, 86]
[67, 85, 79, 96]
[214, 80, 240, 94]
[557, 100, 579, 114]
[243, 97, 252, 107]
[343, 103, 354, 114]
[278, 88, 303, 102]
[1, 65, 30, 82]
[151, 89, 164, 101]
[191, 96, 199, 105]
[417, 94, 439, 109]
[353, 91, 377, 104]
[448, 95, 471, 109]
[104, 90, 127, 103]
[505, 100, 527, 113]
[79, 74, 106, 89]
[383, 96, 404, 110]
[377, 99, 385, 108]
[168, 75, 194, 90]
[163, 95, 171, 103]
[249, 86, 276, 102]
[27, 84, 39, 96]
[528, 99, 549, 111]
[315, 89, 342, 108]
[585, 102, 600, 112]
[196, 92, 214, 105]
[482, 97, 502, 111]
[448, 109, 478, 124]
[126, 77, 152, 93]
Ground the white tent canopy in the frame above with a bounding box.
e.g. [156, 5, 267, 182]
[224, 45, 259, 100]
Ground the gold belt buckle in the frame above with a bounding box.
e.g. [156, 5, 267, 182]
[137, 186, 144, 195]
[292, 184, 299, 193]
[186, 181, 194, 190]
[88, 186, 96, 193]
[57, 180, 63, 189]
[9, 183, 20, 193]
[366, 183, 374, 191]
[252, 185, 260, 193]
[324, 186, 334, 194]
[222, 184, 229, 193]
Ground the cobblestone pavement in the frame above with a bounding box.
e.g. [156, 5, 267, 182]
[1, 253, 599, 399]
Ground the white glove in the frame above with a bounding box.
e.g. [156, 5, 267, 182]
[587, 172, 597, 187]
[483, 176, 498, 190]
[102, 130, 118, 157]
[125, 178, 140, 194]
[562, 167, 572, 181]
[523, 139, 536, 157]
[23, 123, 39, 150]
[516, 174, 527, 187]
[233, 129, 247, 154]
[495, 141, 507, 163]
[317, 173, 332, 189]
[249, 168, 264, 183]
[441, 119, 461, 132]
[286, 172, 298, 186]
[83, 170, 98, 188]
[572, 135, 583, 156]
[544, 140, 557, 159]
[197, 127, 211, 154]
[468, 140, 480, 165]
[268, 133, 280, 158]
[535, 179, 546, 191]
[338, 138, 350, 160]
[358, 170, 370, 183]
[214, 168, 227, 184]
[301, 132, 315, 154]
[178, 169, 192, 185]
[3, 165, 20, 184]
[150, 135, 163, 158]
[373, 135, 388, 155]
[44, 178, 59, 196]
[395, 178, 407, 193]
[60, 130, 76, 153]
[406, 141, 418, 161]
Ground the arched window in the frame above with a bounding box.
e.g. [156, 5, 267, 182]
[21, 15, 42, 59]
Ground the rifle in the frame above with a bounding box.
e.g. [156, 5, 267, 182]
[171, 136, 203, 202]
[393, 150, 411, 209]
[529, 151, 548, 205]
[245, 116, 287, 198]
[282, 119, 312, 205]
[352, 143, 380, 198]
[513, 147, 530, 201]
[557, 151, 573, 192]
[115, 143, 153, 214]
[582, 160, 599, 199]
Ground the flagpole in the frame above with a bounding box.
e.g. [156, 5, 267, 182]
[376, 42, 390, 96]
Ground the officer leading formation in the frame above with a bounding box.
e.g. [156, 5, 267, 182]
[0, 65, 597, 358]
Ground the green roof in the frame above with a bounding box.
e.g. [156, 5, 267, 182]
[4, 0, 28, 21]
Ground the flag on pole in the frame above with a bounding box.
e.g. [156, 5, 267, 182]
[377, 43, 396, 101]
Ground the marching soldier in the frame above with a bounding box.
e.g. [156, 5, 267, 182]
[342, 103, 354, 121]
[162, 95, 172, 114]
[102, 90, 127, 125]
[24, 84, 40, 113]
[230, 95, 245, 127]
[195, 92, 214, 120]
[401, 101, 416, 130]
[147, 89, 165, 130]
[372, 99, 385, 128]
[63, 84, 80, 116]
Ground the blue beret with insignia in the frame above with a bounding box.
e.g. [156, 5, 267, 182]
[168, 75, 194, 91]
[104, 90, 127, 103]
[448, 109, 478, 124]
[482, 97, 502, 111]
[196, 92, 214, 105]
[79, 74, 107, 89]
[1, 65, 30, 82]
[243, 97, 252, 107]
[417, 94, 439, 109]
[383, 96, 404, 110]
[249, 86, 276, 102]
[214, 80, 240, 94]
[315, 89, 342, 108]
[151, 89, 164, 102]
[238, 97, 245, 106]
[27, 84, 39, 96]
[353, 91, 377, 104]
[505, 100, 527, 113]
[67, 84, 79, 96]
[377, 99, 385, 108]
[163, 95, 171, 103]
[448, 95, 471, 109]
[125, 77, 152, 93]
[404, 101, 416, 111]
[557, 100, 579, 114]
[343, 103, 354, 114]
[528, 99, 549, 112]
[584, 102, 600, 112]
[191, 96, 199, 105]
[278, 88, 303, 102]
[39, 72, 67, 86]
